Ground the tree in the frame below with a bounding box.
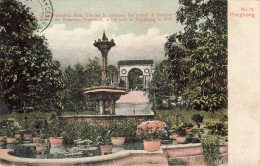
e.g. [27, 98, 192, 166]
[107, 65, 118, 85]
[0, 1, 64, 113]
[62, 58, 102, 113]
[165, 0, 227, 112]
[128, 69, 143, 90]
[149, 60, 173, 109]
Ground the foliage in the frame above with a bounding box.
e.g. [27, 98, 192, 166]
[62, 58, 101, 113]
[168, 114, 184, 133]
[207, 120, 228, 136]
[95, 125, 112, 145]
[118, 79, 126, 88]
[63, 121, 82, 145]
[47, 114, 65, 137]
[168, 158, 188, 165]
[2, 118, 22, 137]
[128, 68, 143, 90]
[201, 134, 221, 166]
[136, 120, 167, 140]
[191, 113, 204, 125]
[0, 119, 7, 136]
[164, 0, 227, 112]
[32, 115, 48, 137]
[0, 1, 64, 114]
[149, 60, 174, 109]
[38, 132, 49, 145]
[107, 65, 118, 85]
[63, 120, 143, 145]
[176, 126, 187, 137]
[110, 120, 126, 137]
[22, 113, 35, 133]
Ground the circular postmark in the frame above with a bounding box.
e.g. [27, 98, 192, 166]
[18, 0, 53, 32]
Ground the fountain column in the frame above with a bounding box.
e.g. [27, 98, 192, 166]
[94, 31, 115, 86]
[84, 31, 125, 115]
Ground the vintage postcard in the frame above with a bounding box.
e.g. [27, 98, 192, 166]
[0, 0, 259, 165]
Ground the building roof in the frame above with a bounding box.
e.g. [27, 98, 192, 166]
[117, 60, 153, 66]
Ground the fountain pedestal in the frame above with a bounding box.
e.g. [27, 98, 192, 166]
[84, 86, 125, 115]
[84, 31, 126, 115]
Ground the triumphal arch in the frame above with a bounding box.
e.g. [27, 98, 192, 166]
[117, 60, 154, 91]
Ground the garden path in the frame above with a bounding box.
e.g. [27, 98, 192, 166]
[115, 91, 153, 115]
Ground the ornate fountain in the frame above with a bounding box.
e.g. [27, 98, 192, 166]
[84, 31, 126, 115]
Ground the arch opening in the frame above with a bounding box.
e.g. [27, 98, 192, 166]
[128, 68, 143, 91]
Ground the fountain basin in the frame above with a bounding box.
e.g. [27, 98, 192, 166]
[84, 86, 126, 115]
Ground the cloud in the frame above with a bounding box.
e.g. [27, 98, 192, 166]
[43, 22, 168, 68]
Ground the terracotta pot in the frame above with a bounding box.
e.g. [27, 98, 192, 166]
[6, 137, 17, 144]
[33, 137, 41, 143]
[187, 128, 193, 135]
[0, 136, 6, 141]
[176, 136, 186, 144]
[36, 145, 48, 153]
[24, 133, 33, 141]
[49, 137, 63, 146]
[172, 133, 179, 140]
[143, 140, 161, 152]
[111, 137, 125, 146]
[100, 145, 112, 153]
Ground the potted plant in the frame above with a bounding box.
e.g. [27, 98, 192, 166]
[96, 125, 112, 154]
[206, 120, 228, 143]
[168, 158, 188, 166]
[191, 113, 204, 128]
[136, 120, 166, 152]
[36, 133, 49, 153]
[110, 121, 126, 146]
[171, 125, 179, 140]
[23, 115, 33, 141]
[32, 117, 48, 143]
[176, 126, 187, 144]
[3, 118, 22, 144]
[184, 123, 194, 135]
[169, 115, 183, 140]
[48, 114, 65, 146]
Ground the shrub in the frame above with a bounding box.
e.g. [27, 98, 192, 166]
[63, 121, 82, 145]
[110, 120, 126, 137]
[47, 114, 66, 137]
[32, 116, 48, 137]
[95, 124, 111, 145]
[2, 118, 22, 137]
[0, 120, 7, 136]
[201, 134, 220, 166]
[207, 121, 228, 136]
[123, 120, 143, 142]
[168, 158, 188, 165]
[191, 113, 204, 125]
[169, 114, 184, 134]
[176, 126, 187, 137]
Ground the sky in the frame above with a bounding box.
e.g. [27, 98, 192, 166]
[20, 0, 184, 67]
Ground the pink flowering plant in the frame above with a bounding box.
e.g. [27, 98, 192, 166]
[136, 120, 167, 140]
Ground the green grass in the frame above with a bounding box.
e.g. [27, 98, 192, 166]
[154, 107, 227, 124]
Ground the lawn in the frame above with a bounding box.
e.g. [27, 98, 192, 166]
[154, 107, 228, 125]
